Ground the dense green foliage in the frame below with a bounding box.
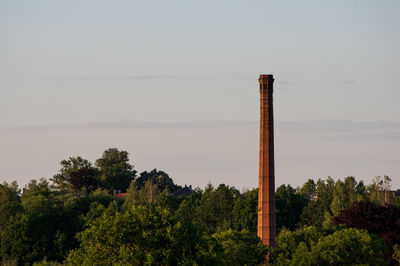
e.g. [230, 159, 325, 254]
[67, 204, 223, 265]
[393, 245, 400, 264]
[213, 229, 267, 266]
[276, 184, 308, 232]
[51, 157, 100, 193]
[332, 201, 400, 264]
[95, 148, 137, 193]
[1, 148, 399, 265]
[271, 225, 386, 265]
[136, 169, 181, 193]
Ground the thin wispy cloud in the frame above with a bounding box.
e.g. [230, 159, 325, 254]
[333, 80, 357, 85]
[25, 75, 180, 81]
[118, 75, 179, 80]
[9, 120, 257, 131]
[7, 120, 400, 141]
[6, 72, 273, 82]
[308, 131, 400, 142]
[276, 80, 295, 85]
[278, 120, 400, 142]
[278, 120, 400, 132]
[281, 154, 400, 165]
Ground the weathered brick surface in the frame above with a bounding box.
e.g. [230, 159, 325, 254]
[257, 74, 276, 247]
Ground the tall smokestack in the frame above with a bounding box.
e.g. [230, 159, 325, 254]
[257, 74, 276, 247]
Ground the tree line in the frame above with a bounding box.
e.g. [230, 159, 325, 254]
[1, 148, 399, 265]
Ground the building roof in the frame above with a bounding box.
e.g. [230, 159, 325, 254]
[172, 186, 194, 197]
[115, 193, 127, 198]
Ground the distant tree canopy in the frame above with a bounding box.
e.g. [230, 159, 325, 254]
[51, 148, 136, 194]
[232, 188, 258, 233]
[68, 203, 267, 266]
[0, 181, 20, 204]
[191, 184, 240, 234]
[67, 204, 223, 265]
[213, 229, 267, 266]
[1, 178, 90, 264]
[332, 201, 400, 265]
[298, 176, 371, 227]
[136, 169, 181, 193]
[51, 156, 100, 193]
[276, 184, 308, 232]
[95, 148, 136, 192]
[271, 225, 386, 266]
[0, 148, 398, 265]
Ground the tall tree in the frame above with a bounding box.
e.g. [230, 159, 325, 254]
[21, 178, 54, 213]
[276, 184, 308, 232]
[175, 189, 203, 224]
[0, 181, 20, 204]
[368, 175, 397, 206]
[212, 229, 267, 266]
[299, 177, 335, 227]
[298, 179, 317, 201]
[330, 176, 366, 217]
[136, 169, 180, 193]
[193, 184, 239, 234]
[0, 181, 22, 228]
[51, 157, 100, 193]
[123, 180, 140, 207]
[139, 180, 160, 204]
[95, 148, 136, 192]
[232, 188, 258, 233]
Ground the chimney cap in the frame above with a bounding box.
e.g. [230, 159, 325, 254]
[259, 74, 274, 79]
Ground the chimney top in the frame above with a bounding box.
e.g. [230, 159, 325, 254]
[259, 74, 273, 79]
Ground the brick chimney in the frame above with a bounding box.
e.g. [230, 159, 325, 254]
[257, 74, 276, 247]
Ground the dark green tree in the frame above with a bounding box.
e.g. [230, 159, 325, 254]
[0, 181, 20, 204]
[368, 175, 398, 206]
[393, 245, 400, 265]
[271, 225, 386, 265]
[212, 229, 267, 266]
[299, 200, 327, 227]
[0, 212, 45, 264]
[0, 178, 114, 265]
[95, 148, 136, 192]
[0, 181, 22, 228]
[51, 157, 100, 193]
[232, 188, 258, 233]
[175, 188, 203, 223]
[276, 184, 308, 232]
[0, 210, 71, 264]
[299, 178, 335, 227]
[21, 178, 54, 213]
[67, 204, 222, 265]
[193, 184, 240, 234]
[298, 179, 317, 201]
[330, 176, 366, 217]
[309, 228, 386, 265]
[0, 201, 23, 229]
[136, 169, 180, 193]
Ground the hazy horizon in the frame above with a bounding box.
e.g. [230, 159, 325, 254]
[1, 118, 399, 190]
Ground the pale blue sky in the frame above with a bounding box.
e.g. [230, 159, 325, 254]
[1, 1, 399, 189]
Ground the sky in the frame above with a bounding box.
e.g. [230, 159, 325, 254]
[1, 0, 399, 190]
